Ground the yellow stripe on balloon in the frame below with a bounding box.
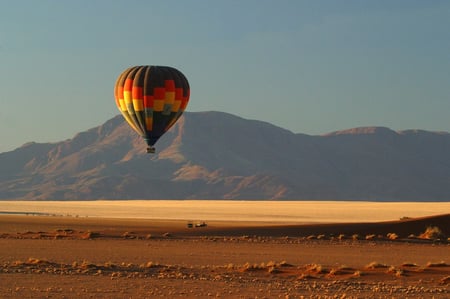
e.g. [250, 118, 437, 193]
[133, 99, 144, 111]
[171, 100, 181, 112]
[124, 91, 132, 104]
[164, 91, 175, 104]
[119, 99, 127, 111]
[153, 99, 164, 111]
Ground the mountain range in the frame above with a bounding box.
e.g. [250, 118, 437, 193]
[1, 111, 450, 201]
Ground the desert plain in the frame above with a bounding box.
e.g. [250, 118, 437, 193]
[0, 201, 449, 298]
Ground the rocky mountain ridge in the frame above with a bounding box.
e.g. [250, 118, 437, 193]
[1, 111, 449, 201]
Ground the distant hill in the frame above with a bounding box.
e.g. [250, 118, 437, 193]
[1, 111, 450, 201]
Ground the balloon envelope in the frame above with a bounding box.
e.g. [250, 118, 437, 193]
[114, 66, 190, 152]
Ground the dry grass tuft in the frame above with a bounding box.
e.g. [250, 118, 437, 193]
[306, 263, 328, 274]
[365, 261, 389, 269]
[80, 231, 99, 240]
[387, 266, 405, 277]
[104, 262, 116, 268]
[241, 262, 265, 272]
[352, 234, 360, 240]
[327, 265, 356, 276]
[27, 258, 49, 265]
[328, 268, 345, 276]
[240, 261, 289, 273]
[12, 260, 24, 266]
[122, 232, 136, 239]
[426, 261, 448, 268]
[297, 273, 317, 280]
[277, 260, 293, 267]
[338, 234, 346, 240]
[140, 261, 159, 268]
[267, 266, 280, 274]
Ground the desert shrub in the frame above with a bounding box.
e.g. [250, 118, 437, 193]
[27, 258, 49, 265]
[278, 261, 292, 267]
[386, 266, 404, 277]
[80, 260, 96, 269]
[387, 233, 399, 240]
[401, 262, 418, 267]
[419, 226, 443, 239]
[365, 234, 376, 240]
[352, 270, 362, 277]
[241, 262, 265, 272]
[12, 260, 25, 266]
[440, 276, 450, 284]
[327, 265, 355, 277]
[328, 267, 351, 276]
[104, 262, 116, 268]
[306, 263, 328, 274]
[142, 261, 158, 268]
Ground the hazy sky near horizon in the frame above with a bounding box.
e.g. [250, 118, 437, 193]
[1, 1, 449, 153]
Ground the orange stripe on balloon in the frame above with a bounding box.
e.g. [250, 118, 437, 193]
[132, 86, 143, 99]
[116, 86, 124, 98]
[124, 79, 133, 91]
[145, 117, 153, 131]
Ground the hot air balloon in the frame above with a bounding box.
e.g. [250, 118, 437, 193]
[114, 66, 190, 153]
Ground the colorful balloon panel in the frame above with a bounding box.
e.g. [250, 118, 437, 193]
[114, 66, 190, 151]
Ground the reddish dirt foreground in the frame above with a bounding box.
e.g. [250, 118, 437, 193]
[0, 214, 449, 298]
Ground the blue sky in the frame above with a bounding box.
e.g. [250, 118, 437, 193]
[1, 1, 449, 153]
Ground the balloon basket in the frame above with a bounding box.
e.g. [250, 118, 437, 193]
[146, 146, 156, 154]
